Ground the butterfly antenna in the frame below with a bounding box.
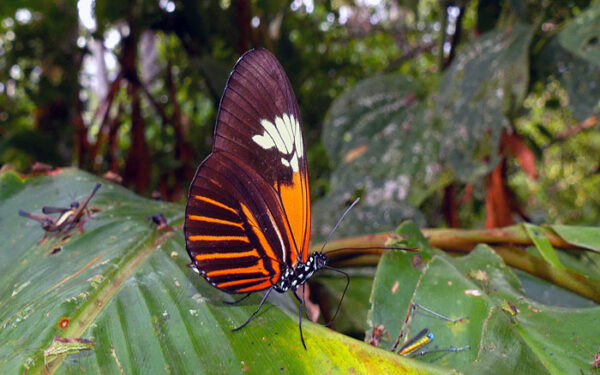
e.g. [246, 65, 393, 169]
[319, 198, 361, 253]
[232, 287, 274, 332]
[310, 198, 358, 328]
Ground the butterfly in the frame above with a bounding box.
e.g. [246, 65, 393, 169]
[184, 49, 332, 348]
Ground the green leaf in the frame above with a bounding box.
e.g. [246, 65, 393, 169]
[0, 130, 63, 165]
[535, 37, 600, 121]
[368, 221, 600, 374]
[311, 268, 375, 337]
[558, 3, 600, 67]
[551, 225, 600, 253]
[523, 223, 564, 269]
[315, 74, 444, 239]
[437, 24, 534, 181]
[0, 169, 450, 374]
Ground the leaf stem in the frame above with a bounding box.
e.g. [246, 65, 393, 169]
[312, 225, 600, 303]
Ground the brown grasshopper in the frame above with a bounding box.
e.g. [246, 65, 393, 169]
[368, 324, 390, 347]
[19, 183, 101, 239]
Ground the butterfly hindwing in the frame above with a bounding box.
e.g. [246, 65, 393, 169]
[186, 151, 301, 293]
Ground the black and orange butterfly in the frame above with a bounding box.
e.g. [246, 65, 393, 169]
[185, 49, 333, 348]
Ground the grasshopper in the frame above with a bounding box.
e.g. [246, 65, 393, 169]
[19, 183, 101, 238]
[44, 336, 95, 365]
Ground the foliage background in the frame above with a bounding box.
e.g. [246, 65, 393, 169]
[1, 0, 598, 236]
[1, 1, 600, 373]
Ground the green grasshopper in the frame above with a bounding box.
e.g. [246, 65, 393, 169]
[43, 336, 95, 365]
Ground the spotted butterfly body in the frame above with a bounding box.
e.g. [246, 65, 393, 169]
[184, 49, 324, 345]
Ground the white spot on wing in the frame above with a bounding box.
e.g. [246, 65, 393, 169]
[260, 118, 286, 151]
[275, 116, 292, 153]
[253, 113, 304, 172]
[294, 116, 304, 158]
[252, 133, 275, 149]
[290, 155, 299, 172]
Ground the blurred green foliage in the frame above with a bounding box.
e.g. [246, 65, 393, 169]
[0, 0, 599, 230]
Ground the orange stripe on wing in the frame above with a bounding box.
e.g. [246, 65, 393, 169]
[240, 203, 281, 282]
[194, 195, 238, 215]
[236, 280, 273, 292]
[206, 259, 269, 277]
[217, 276, 271, 289]
[188, 215, 244, 229]
[189, 235, 249, 243]
[278, 171, 309, 264]
[195, 249, 259, 261]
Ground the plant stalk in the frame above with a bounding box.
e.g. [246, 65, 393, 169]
[312, 225, 600, 303]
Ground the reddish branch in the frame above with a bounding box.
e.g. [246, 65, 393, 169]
[485, 159, 515, 228]
[120, 26, 151, 193]
[255, 9, 273, 51]
[501, 130, 537, 179]
[123, 82, 150, 193]
[443, 184, 460, 228]
[552, 115, 598, 144]
[72, 52, 91, 168]
[89, 71, 124, 167]
[107, 104, 123, 173]
[235, 0, 253, 55]
[484, 129, 535, 228]
[164, 61, 195, 199]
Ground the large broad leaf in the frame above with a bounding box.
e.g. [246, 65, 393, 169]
[558, 2, 600, 67]
[536, 37, 600, 121]
[310, 268, 376, 337]
[314, 74, 448, 239]
[551, 224, 600, 252]
[523, 223, 563, 269]
[367, 222, 600, 374]
[437, 24, 534, 181]
[0, 169, 451, 374]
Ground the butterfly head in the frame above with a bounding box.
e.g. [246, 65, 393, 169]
[306, 252, 327, 271]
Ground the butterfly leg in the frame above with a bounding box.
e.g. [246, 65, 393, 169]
[323, 266, 350, 327]
[293, 287, 307, 350]
[232, 287, 273, 332]
[224, 293, 252, 305]
[293, 288, 312, 320]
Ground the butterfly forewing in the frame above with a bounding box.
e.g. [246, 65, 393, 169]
[184, 49, 311, 293]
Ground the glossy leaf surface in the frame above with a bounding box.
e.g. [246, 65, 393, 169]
[0, 169, 448, 375]
[367, 222, 600, 374]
